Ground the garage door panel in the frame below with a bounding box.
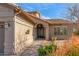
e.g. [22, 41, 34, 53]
[0, 25, 4, 55]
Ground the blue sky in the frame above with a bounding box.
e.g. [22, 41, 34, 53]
[16, 3, 72, 19]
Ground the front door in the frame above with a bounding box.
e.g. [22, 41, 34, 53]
[37, 24, 45, 39]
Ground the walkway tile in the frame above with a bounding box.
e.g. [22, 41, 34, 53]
[21, 40, 47, 56]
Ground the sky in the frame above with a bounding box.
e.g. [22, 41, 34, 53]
[16, 3, 73, 19]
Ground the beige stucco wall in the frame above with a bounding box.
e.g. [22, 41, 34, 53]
[0, 4, 34, 55]
[14, 16, 34, 55]
[0, 5, 15, 55]
[49, 24, 73, 40]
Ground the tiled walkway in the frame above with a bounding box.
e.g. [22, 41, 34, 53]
[21, 40, 49, 56]
[21, 40, 69, 56]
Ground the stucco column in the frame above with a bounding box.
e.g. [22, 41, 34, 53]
[33, 26, 37, 40]
[45, 25, 49, 40]
[4, 21, 15, 55]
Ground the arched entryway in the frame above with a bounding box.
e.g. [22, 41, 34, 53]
[36, 24, 45, 39]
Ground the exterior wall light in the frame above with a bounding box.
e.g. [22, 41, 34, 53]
[25, 29, 30, 34]
[5, 22, 10, 28]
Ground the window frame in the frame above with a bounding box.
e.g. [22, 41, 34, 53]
[54, 26, 68, 36]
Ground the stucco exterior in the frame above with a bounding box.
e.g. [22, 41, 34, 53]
[33, 18, 49, 40]
[14, 15, 34, 55]
[49, 23, 73, 40]
[0, 4, 15, 55]
[0, 4, 34, 55]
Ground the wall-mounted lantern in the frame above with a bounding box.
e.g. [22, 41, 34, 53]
[25, 29, 30, 34]
[5, 22, 10, 28]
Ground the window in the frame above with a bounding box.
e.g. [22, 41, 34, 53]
[54, 26, 67, 35]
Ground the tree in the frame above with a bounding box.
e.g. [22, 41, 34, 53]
[65, 4, 79, 23]
[64, 4, 79, 32]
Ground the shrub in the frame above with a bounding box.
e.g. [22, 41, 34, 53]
[65, 46, 79, 56]
[37, 46, 47, 56]
[37, 41, 57, 56]
[74, 31, 79, 35]
[65, 35, 79, 56]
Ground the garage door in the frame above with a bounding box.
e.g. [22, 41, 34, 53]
[0, 23, 4, 55]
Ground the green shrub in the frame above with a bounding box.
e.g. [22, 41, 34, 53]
[37, 46, 47, 56]
[37, 43, 57, 56]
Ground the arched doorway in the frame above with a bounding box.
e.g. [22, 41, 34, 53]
[36, 24, 45, 39]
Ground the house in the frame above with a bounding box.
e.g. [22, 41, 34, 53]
[0, 3, 73, 55]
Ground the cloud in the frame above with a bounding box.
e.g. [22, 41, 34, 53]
[24, 5, 34, 11]
[21, 7, 34, 12]
[41, 15, 51, 19]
